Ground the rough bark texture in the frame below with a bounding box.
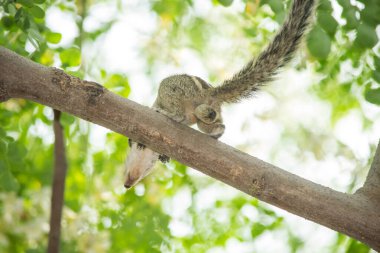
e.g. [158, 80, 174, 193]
[1, 47, 379, 250]
[47, 110, 68, 253]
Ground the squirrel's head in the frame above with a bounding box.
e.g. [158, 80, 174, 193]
[124, 139, 159, 189]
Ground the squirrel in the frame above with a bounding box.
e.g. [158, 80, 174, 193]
[124, 0, 315, 189]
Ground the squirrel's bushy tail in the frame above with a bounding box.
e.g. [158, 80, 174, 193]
[210, 0, 315, 103]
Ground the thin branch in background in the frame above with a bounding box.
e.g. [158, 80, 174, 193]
[366, 139, 380, 187]
[356, 139, 380, 201]
[47, 110, 68, 253]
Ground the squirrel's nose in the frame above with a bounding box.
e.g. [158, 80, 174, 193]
[124, 174, 137, 189]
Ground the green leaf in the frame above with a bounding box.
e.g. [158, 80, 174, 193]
[24, 18, 32, 31]
[274, 11, 286, 23]
[46, 32, 62, 44]
[288, 232, 304, 252]
[318, 11, 338, 36]
[337, 0, 351, 9]
[0, 128, 6, 138]
[342, 9, 359, 29]
[0, 141, 6, 156]
[19, 33, 28, 43]
[15, 8, 23, 21]
[361, 4, 380, 27]
[365, 87, 380, 105]
[17, 0, 34, 8]
[33, 0, 45, 3]
[307, 26, 331, 59]
[1, 16, 15, 29]
[346, 239, 370, 253]
[217, 0, 233, 7]
[100, 69, 107, 79]
[318, 0, 333, 12]
[0, 160, 19, 191]
[104, 74, 129, 89]
[7, 4, 17, 16]
[244, 27, 258, 37]
[251, 223, 266, 237]
[30, 5, 45, 19]
[7, 142, 27, 172]
[268, 0, 284, 13]
[374, 57, 380, 70]
[60, 113, 76, 127]
[60, 47, 81, 67]
[373, 71, 380, 83]
[354, 23, 378, 48]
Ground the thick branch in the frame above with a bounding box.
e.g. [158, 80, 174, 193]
[1, 47, 379, 250]
[47, 110, 68, 253]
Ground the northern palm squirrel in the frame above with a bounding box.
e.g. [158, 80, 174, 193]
[125, 0, 315, 189]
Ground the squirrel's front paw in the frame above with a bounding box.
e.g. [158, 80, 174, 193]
[158, 154, 170, 163]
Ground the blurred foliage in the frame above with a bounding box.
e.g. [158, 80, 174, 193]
[0, 0, 379, 252]
[309, 0, 380, 121]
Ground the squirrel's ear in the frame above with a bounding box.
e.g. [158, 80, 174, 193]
[194, 104, 218, 124]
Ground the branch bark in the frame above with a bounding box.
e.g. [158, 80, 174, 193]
[47, 110, 68, 253]
[1, 47, 379, 250]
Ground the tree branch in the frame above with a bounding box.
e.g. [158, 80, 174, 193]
[47, 110, 68, 253]
[1, 46, 379, 250]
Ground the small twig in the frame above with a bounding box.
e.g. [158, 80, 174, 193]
[47, 110, 68, 253]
